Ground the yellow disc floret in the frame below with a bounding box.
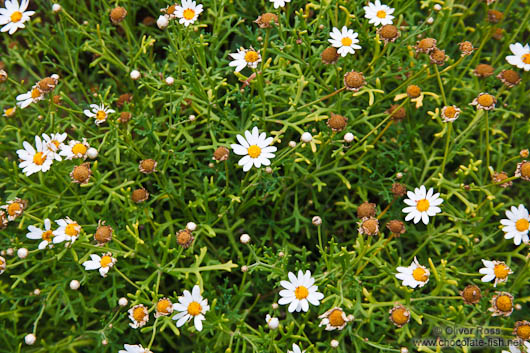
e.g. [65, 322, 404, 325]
[416, 199, 430, 212]
[247, 145, 261, 158]
[187, 301, 202, 316]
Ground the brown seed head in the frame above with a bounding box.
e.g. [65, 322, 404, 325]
[37, 77, 58, 92]
[415, 37, 437, 53]
[430, 48, 447, 66]
[492, 28, 503, 40]
[321, 47, 340, 64]
[131, 188, 149, 203]
[142, 16, 156, 26]
[460, 285, 481, 304]
[95, 223, 113, 244]
[406, 85, 421, 98]
[389, 305, 410, 327]
[487, 9, 503, 23]
[176, 229, 194, 248]
[474, 64, 494, 77]
[492, 171, 512, 188]
[520, 149, 529, 158]
[117, 93, 133, 107]
[139, 159, 157, 174]
[378, 24, 399, 42]
[357, 201, 376, 218]
[360, 217, 379, 236]
[213, 146, 230, 161]
[71, 163, 92, 184]
[476, 93, 495, 108]
[391, 182, 407, 197]
[52, 95, 61, 104]
[110, 7, 127, 24]
[327, 113, 348, 131]
[255, 13, 278, 28]
[497, 70, 521, 87]
[118, 112, 132, 123]
[386, 220, 405, 235]
[343, 71, 365, 91]
[386, 105, 406, 122]
[518, 161, 530, 180]
[458, 41, 474, 56]
[514, 321, 530, 340]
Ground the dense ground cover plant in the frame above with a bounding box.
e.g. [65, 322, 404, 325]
[0, 0, 529, 352]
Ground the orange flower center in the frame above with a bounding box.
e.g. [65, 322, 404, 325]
[376, 10, 387, 18]
[100, 255, 113, 267]
[167, 5, 176, 14]
[416, 199, 430, 212]
[244, 51, 259, 63]
[515, 218, 529, 232]
[33, 152, 46, 165]
[7, 203, 21, 216]
[157, 299, 172, 314]
[444, 106, 456, 118]
[493, 264, 509, 279]
[341, 37, 353, 46]
[187, 301, 202, 316]
[51, 140, 60, 148]
[65, 223, 80, 236]
[477, 94, 494, 107]
[31, 88, 41, 99]
[391, 307, 410, 325]
[42, 230, 54, 241]
[496, 295, 513, 312]
[72, 143, 87, 155]
[5, 108, 15, 116]
[247, 145, 261, 158]
[522, 53, 530, 64]
[183, 8, 195, 20]
[328, 309, 346, 327]
[517, 324, 530, 340]
[412, 267, 428, 282]
[96, 110, 107, 121]
[10, 11, 23, 23]
[294, 285, 309, 300]
[133, 307, 146, 322]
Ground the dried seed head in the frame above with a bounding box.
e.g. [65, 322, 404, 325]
[460, 285, 481, 304]
[52, 95, 61, 104]
[429, 48, 448, 66]
[118, 111, 132, 123]
[515, 160, 530, 181]
[139, 159, 157, 174]
[441, 105, 461, 122]
[415, 37, 437, 53]
[378, 24, 400, 43]
[321, 46, 340, 65]
[514, 321, 530, 341]
[176, 229, 194, 248]
[386, 220, 406, 235]
[391, 182, 407, 197]
[37, 77, 58, 93]
[110, 6, 127, 24]
[471, 93, 496, 110]
[359, 217, 379, 236]
[343, 71, 366, 91]
[386, 104, 406, 122]
[474, 63, 494, 77]
[70, 163, 92, 184]
[327, 113, 348, 131]
[254, 13, 278, 28]
[131, 188, 149, 203]
[406, 85, 421, 98]
[489, 292, 514, 317]
[492, 171, 512, 188]
[95, 221, 113, 244]
[492, 28, 503, 40]
[117, 93, 133, 107]
[142, 16, 156, 26]
[389, 304, 410, 327]
[487, 9, 503, 23]
[357, 201, 376, 218]
[497, 69, 521, 88]
[458, 41, 474, 56]
[0, 69, 7, 83]
[213, 146, 230, 161]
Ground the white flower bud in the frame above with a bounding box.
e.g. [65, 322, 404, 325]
[33, 288, 41, 295]
[240, 233, 250, 244]
[130, 70, 141, 80]
[6, 248, 14, 256]
[157, 15, 169, 29]
[433, 4, 442, 11]
[165, 76, 174, 85]
[312, 216, 322, 226]
[400, 348, 409, 353]
[25, 334, 36, 345]
[52, 4, 62, 13]
[69, 280, 80, 290]
[271, 303, 279, 309]
[288, 141, 297, 148]
[331, 340, 339, 348]
[241, 265, 248, 272]
[265, 167, 273, 174]
[189, 114, 196, 121]
[396, 172, 403, 179]
[265, 314, 279, 330]
[426, 17, 434, 24]
[86, 147, 98, 159]
[118, 297, 128, 306]
[17, 248, 28, 259]
[301, 132, 312, 143]
[102, 339, 108, 345]
[186, 222, 197, 231]
[278, 251, 284, 258]
[344, 132, 354, 143]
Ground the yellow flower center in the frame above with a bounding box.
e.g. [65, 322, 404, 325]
[247, 145, 261, 158]
[96, 110, 107, 121]
[444, 106, 456, 118]
[515, 218, 529, 232]
[412, 267, 428, 282]
[51, 140, 60, 148]
[416, 199, 430, 212]
[7, 203, 21, 216]
[493, 264, 510, 279]
[157, 299, 172, 314]
[31, 88, 41, 99]
[391, 307, 409, 325]
[244, 50, 259, 63]
[522, 53, 530, 64]
[65, 223, 80, 236]
[328, 309, 346, 327]
[10, 11, 23, 23]
[72, 143, 87, 155]
[187, 301, 202, 316]
[183, 8, 195, 20]
[477, 94, 494, 107]
[42, 230, 54, 241]
[294, 285, 309, 300]
[517, 324, 530, 340]
[341, 37, 353, 46]
[496, 295, 513, 312]
[33, 152, 46, 165]
[376, 10, 387, 18]
[100, 255, 113, 267]
[5, 108, 15, 116]
[133, 307, 146, 322]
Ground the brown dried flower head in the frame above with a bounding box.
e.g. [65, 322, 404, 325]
[489, 292, 514, 317]
[110, 6, 127, 24]
[497, 70, 521, 88]
[492, 171, 512, 188]
[117, 93, 133, 107]
[321, 47, 340, 65]
[70, 163, 92, 184]
[473, 64, 494, 78]
[176, 229, 194, 248]
[139, 159, 157, 174]
[458, 41, 475, 56]
[213, 146, 230, 161]
[429, 48, 448, 66]
[386, 105, 406, 122]
[118, 112, 132, 123]
[406, 85, 421, 98]
[460, 284, 481, 304]
[95, 220, 113, 245]
[52, 95, 61, 105]
[343, 71, 366, 92]
[359, 217, 379, 236]
[492, 28, 504, 40]
[378, 24, 400, 43]
[515, 160, 530, 181]
[254, 13, 278, 28]
[415, 37, 437, 54]
[1, 198, 28, 221]
[487, 9, 503, 23]
[327, 113, 348, 132]
[131, 188, 149, 203]
[357, 201, 376, 218]
[389, 304, 410, 327]
[391, 182, 407, 198]
[386, 220, 406, 235]
[37, 76, 58, 93]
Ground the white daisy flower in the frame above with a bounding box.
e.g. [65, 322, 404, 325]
[175, 0, 203, 27]
[53, 217, 82, 244]
[505, 42, 530, 71]
[16, 135, 53, 176]
[119, 344, 152, 353]
[171, 284, 209, 331]
[0, 0, 35, 35]
[269, 0, 291, 8]
[228, 47, 262, 73]
[402, 185, 443, 225]
[41, 132, 67, 161]
[83, 104, 115, 126]
[287, 343, 304, 353]
[278, 270, 324, 313]
[230, 127, 277, 172]
[501, 204, 530, 245]
[363, 0, 395, 26]
[479, 259, 512, 287]
[16, 85, 44, 109]
[26, 218, 57, 250]
[395, 257, 430, 288]
[328, 26, 362, 57]
[59, 138, 90, 160]
[128, 304, 149, 329]
[82, 252, 116, 277]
